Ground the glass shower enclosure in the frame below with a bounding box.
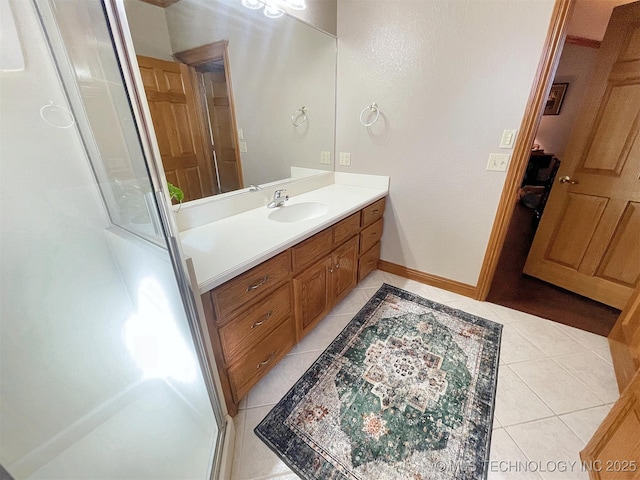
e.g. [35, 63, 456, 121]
[0, 0, 225, 478]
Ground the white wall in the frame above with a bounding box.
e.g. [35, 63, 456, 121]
[568, 0, 629, 41]
[281, 0, 337, 36]
[123, 0, 174, 61]
[535, 43, 600, 158]
[0, 0, 138, 470]
[335, 0, 556, 286]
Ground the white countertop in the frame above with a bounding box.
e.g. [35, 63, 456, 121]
[180, 181, 388, 294]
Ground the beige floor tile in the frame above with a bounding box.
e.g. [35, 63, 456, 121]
[291, 313, 353, 354]
[507, 417, 589, 480]
[559, 405, 612, 444]
[591, 346, 613, 365]
[510, 358, 602, 415]
[500, 324, 547, 365]
[329, 288, 370, 316]
[494, 366, 554, 427]
[246, 354, 302, 409]
[446, 298, 510, 325]
[511, 319, 585, 357]
[488, 429, 543, 480]
[234, 406, 292, 480]
[553, 352, 619, 404]
[552, 323, 609, 350]
[231, 409, 246, 480]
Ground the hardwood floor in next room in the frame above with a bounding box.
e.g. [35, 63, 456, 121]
[487, 203, 620, 337]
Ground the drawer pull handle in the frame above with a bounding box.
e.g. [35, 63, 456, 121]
[247, 275, 269, 292]
[372, 209, 379, 214]
[257, 351, 276, 369]
[251, 311, 273, 329]
[370, 232, 378, 237]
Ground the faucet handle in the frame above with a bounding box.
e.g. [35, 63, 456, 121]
[274, 189, 287, 199]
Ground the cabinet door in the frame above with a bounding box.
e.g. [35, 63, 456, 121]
[294, 256, 333, 338]
[332, 237, 358, 304]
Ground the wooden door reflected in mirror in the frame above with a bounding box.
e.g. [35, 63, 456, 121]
[138, 40, 243, 202]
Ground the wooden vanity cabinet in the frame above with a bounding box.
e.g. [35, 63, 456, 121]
[201, 199, 385, 416]
[294, 235, 359, 338]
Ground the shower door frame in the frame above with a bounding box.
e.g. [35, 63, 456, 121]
[99, 3, 230, 477]
[33, 0, 229, 478]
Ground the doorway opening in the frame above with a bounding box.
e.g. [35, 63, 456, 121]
[486, 0, 635, 337]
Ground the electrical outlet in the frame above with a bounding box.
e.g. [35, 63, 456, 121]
[500, 129, 517, 149]
[239, 141, 247, 153]
[237, 128, 244, 140]
[486, 153, 510, 171]
[339, 152, 351, 166]
[320, 151, 331, 164]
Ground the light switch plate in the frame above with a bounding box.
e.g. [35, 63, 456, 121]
[339, 152, 351, 166]
[500, 129, 517, 149]
[487, 153, 510, 171]
[237, 128, 244, 140]
[239, 141, 247, 153]
[320, 151, 331, 164]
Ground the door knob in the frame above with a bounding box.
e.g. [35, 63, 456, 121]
[559, 175, 578, 185]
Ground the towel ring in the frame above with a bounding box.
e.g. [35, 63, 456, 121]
[359, 102, 380, 127]
[40, 101, 75, 129]
[291, 106, 308, 127]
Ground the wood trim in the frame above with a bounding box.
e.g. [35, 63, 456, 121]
[566, 35, 601, 49]
[378, 260, 477, 299]
[174, 41, 229, 68]
[174, 40, 245, 190]
[580, 369, 640, 478]
[474, 0, 575, 301]
[138, 0, 180, 7]
[609, 284, 640, 392]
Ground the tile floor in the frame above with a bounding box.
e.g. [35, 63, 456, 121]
[231, 270, 618, 480]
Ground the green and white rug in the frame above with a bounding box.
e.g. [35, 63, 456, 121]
[255, 284, 502, 479]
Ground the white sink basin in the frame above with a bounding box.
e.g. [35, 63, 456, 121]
[268, 202, 329, 223]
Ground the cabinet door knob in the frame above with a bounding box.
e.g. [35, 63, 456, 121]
[247, 275, 269, 292]
[257, 351, 276, 369]
[334, 263, 340, 269]
[251, 310, 273, 329]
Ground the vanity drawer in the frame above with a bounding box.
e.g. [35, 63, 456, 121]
[360, 218, 384, 254]
[211, 250, 292, 321]
[361, 198, 385, 227]
[292, 228, 333, 271]
[359, 241, 381, 281]
[228, 317, 295, 403]
[218, 284, 291, 364]
[333, 213, 360, 246]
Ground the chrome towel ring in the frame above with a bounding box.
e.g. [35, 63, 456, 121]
[359, 102, 380, 127]
[40, 100, 75, 129]
[291, 106, 308, 126]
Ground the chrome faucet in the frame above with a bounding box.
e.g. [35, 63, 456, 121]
[267, 189, 289, 208]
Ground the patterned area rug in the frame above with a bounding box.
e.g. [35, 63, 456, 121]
[255, 284, 502, 479]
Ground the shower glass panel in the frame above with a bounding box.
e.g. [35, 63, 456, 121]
[0, 0, 224, 478]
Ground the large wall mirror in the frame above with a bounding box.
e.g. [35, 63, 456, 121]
[123, 0, 337, 203]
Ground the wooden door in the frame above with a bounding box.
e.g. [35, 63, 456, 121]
[580, 370, 640, 479]
[523, 2, 640, 310]
[332, 237, 358, 304]
[137, 55, 215, 202]
[201, 68, 243, 193]
[294, 256, 332, 338]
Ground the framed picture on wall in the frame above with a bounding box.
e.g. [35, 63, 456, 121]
[544, 83, 569, 115]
